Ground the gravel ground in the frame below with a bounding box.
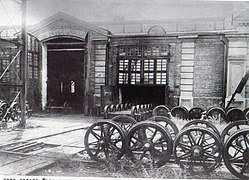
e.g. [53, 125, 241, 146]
[1, 113, 239, 179]
[31, 158, 236, 179]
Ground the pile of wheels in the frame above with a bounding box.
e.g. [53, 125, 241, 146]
[0, 100, 31, 122]
[168, 105, 248, 122]
[104, 103, 154, 120]
[84, 106, 249, 179]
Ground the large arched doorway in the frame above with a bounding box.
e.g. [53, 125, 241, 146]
[46, 37, 84, 112]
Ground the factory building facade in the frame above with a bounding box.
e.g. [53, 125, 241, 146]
[1, 11, 249, 114]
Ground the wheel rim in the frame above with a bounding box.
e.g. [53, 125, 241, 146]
[226, 108, 246, 122]
[111, 115, 137, 132]
[182, 119, 220, 137]
[147, 116, 179, 139]
[0, 102, 10, 122]
[152, 105, 171, 118]
[206, 107, 226, 122]
[189, 107, 205, 120]
[84, 120, 126, 163]
[171, 106, 189, 120]
[221, 120, 249, 143]
[104, 105, 111, 119]
[223, 128, 249, 179]
[126, 121, 173, 167]
[10, 102, 21, 121]
[173, 127, 223, 174]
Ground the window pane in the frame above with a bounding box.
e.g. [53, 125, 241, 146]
[34, 54, 38, 66]
[34, 67, 38, 79]
[71, 81, 75, 93]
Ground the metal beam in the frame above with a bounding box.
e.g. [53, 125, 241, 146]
[0, 49, 21, 80]
[19, 0, 27, 128]
[47, 48, 84, 52]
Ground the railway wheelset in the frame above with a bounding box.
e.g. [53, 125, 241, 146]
[0, 100, 32, 122]
[84, 113, 249, 179]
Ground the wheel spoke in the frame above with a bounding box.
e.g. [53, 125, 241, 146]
[88, 141, 99, 145]
[131, 145, 143, 151]
[151, 147, 165, 157]
[187, 132, 196, 146]
[90, 130, 101, 140]
[201, 157, 209, 170]
[204, 151, 217, 160]
[94, 146, 102, 157]
[109, 143, 120, 151]
[150, 129, 158, 141]
[100, 124, 104, 137]
[154, 139, 167, 146]
[231, 144, 244, 154]
[243, 135, 249, 149]
[178, 152, 191, 160]
[131, 135, 144, 143]
[229, 155, 244, 163]
[241, 162, 249, 174]
[178, 142, 191, 151]
[197, 132, 205, 146]
[104, 148, 110, 159]
[203, 142, 215, 150]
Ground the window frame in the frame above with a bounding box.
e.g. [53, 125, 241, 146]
[117, 44, 170, 86]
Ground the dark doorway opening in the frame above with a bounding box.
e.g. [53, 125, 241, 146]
[47, 38, 84, 112]
[120, 85, 165, 105]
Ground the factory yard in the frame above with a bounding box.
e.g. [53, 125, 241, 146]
[0, 113, 239, 179]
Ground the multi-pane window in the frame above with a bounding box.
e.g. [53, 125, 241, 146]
[118, 59, 129, 84]
[144, 59, 154, 84]
[27, 35, 39, 80]
[1, 59, 10, 82]
[0, 48, 19, 83]
[118, 45, 170, 85]
[156, 59, 167, 84]
[130, 60, 141, 85]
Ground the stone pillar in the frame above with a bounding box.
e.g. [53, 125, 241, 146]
[41, 43, 47, 110]
[179, 36, 197, 109]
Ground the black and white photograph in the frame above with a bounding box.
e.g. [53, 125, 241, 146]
[0, 0, 249, 179]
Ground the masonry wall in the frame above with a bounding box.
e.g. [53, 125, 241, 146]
[193, 36, 225, 109]
[108, 36, 182, 107]
[89, 34, 228, 113]
[92, 40, 107, 107]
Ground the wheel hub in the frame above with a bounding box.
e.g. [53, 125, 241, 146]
[99, 138, 109, 148]
[143, 141, 152, 150]
[191, 145, 203, 158]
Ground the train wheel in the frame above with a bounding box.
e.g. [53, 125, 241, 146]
[226, 108, 246, 122]
[173, 127, 223, 175]
[126, 121, 173, 167]
[223, 128, 249, 179]
[171, 106, 189, 120]
[10, 102, 21, 121]
[0, 102, 10, 122]
[189, 107, 205, 120]
[206, 107, 226, 123]
[152, 105, 171, 118]
[84, 120, 126, 163]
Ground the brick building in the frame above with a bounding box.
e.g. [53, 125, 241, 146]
[1, 10, 249, 115]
